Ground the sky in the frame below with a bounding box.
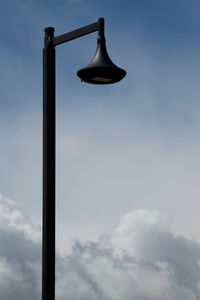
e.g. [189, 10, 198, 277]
[1, 0, 200, 299]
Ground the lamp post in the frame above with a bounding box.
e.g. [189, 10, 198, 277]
[42, 17, 126, 300]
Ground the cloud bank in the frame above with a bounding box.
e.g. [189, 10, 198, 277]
[0, 195, 200, 300]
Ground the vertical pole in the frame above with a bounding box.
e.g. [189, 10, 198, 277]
[98, 17, 104, 37]
[97, 18, 106, 46]
[42, 27, 56, 300]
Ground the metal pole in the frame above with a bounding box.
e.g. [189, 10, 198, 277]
[41, 18, 124, 300]
[42, 27, 56, 300]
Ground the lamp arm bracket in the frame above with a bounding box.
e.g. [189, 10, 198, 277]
[53, 21, 99, 47]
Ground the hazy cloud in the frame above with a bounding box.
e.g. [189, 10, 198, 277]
[0, 195, 200, 300]
[0, 195, 41, 300]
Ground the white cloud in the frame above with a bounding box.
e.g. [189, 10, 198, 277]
[0, 195, 200, 299]
[111, 210, 200, 298]
[0, 195, 41, 300]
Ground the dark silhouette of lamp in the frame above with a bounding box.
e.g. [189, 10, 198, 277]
[77, 18, 126, 84]
[42, 17, 126, 300]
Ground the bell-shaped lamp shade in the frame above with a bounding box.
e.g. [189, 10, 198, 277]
[77, 39, 126, 84]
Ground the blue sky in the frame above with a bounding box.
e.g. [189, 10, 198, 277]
[1, 0, 200, 237]
[1, 1, 200, 299]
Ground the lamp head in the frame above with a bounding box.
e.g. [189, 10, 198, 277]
[77, 18, 126, 84]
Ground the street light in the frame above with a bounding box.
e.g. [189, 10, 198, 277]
[42, 17, 126, 300]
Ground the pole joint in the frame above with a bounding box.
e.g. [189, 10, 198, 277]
[97, 18, 105, 44]
[44, 27, 55, 48]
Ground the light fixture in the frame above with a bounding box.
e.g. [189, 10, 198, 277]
[77, 18, 126, 84]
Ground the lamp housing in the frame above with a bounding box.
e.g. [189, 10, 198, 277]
[77, 18, 126, 84]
